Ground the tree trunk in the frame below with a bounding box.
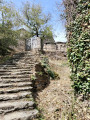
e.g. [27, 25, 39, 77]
[36, 28, 39, 37]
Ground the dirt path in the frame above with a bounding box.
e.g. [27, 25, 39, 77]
[36, 59, 74, 120]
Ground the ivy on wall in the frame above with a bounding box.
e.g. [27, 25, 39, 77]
[67, 0, 90, 97]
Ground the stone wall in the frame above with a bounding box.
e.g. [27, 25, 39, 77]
[43, 43, 56, 51]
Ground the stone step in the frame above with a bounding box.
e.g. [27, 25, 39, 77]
[0, 100, 34, 114]
[17, 61, 34, 63]
[1, 74, 31, 79]
[0, 70, 10, 73]
[12, 54, 24, 57]
[19, 63, 34, 66]
[0, 67, 20, 70]
[0, 91, 32, 101]
[0, 109, 38, 120]
[13, 52, 25, 56]
[0, 69, 32, 72]
[0, 65, 16, 67]
[0, 86, 32, 94]
[0, 78, 31, 83]
[0, 66, 33, 70]
[17, 58, 33, 61]
[0, 73, 10, 76]
[17, 65, 34, 67]
[17, 61, 34, 64]
[0, 51, 38, 120]
[0, 71, 32, 76]
[0, 82, 32, 88]
[22, 56, 34, 58]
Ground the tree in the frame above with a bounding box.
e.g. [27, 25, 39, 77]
[0, 1, 19, 55]
[21, 2, 54, 49]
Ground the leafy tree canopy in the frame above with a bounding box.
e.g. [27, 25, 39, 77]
[0, 0, 20, 55]
[21, 1, 54, 43]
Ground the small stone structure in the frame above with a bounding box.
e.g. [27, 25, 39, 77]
[25, 37, 41, 51]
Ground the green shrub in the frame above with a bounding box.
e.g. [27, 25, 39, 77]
[41, 57, 59, 79]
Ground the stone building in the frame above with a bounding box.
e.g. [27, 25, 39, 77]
[43, 42, 67, 52]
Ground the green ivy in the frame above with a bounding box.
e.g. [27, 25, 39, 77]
[67, 0, 90, 97]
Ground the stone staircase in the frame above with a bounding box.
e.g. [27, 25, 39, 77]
[0, 52, 38, 120]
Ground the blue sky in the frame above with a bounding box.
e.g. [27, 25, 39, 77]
[6, 0, 67, 42]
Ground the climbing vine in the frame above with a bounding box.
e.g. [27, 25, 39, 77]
[66, 0, 90, 97]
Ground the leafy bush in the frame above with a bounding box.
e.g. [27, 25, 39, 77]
[67, 0, 90, 97]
